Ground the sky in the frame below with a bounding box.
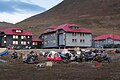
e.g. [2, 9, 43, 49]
[0, 0, 63, 24]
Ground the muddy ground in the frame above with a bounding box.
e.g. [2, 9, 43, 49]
[0, 53, 120, 80]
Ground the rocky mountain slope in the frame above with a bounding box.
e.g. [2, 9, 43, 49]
[0, 22, 15, 29]
[16, 0, 120, 36]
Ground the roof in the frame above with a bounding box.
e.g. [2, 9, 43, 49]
[93, 34, 120, 41]
[32, 37, 42, 42]
[1, 28, 33, 36]
[42, 24, 91, 34]
[56, 24, 91, 33]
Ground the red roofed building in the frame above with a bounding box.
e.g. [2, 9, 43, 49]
[32, 37, 42, 49]
[93, 34, 120, 48]
[40, 24, 92, 49]
[3, 28, 33, 36]
[0, 27, 33, 49]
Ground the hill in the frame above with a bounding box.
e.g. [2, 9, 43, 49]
[0, 22, 15, 29]
[16, 0, 120, 36]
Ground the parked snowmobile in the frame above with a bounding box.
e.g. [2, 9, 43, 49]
[79, 49, 112, 63]
[11, 51, 18, 59]
[93, 53, 112, 63]
[23, 51, 39, 64]
[47, 51, 62, 61]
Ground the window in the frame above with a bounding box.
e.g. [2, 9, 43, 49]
[75, 39, 77, 42]
[83, 33, 85, 36]
[80, 39, 85, 43]
[80, 33, 82, 36]
[42, 36, 44, 39]
[50, 34, 53, 36]
[13, 41, 18, 45]
[72, 33, 76, 36]
[4, 41, 6, 43]
[72, 39, 74, 42]
[4, 35, 6, 37]
[53, 34, 55, 36]
[83, 39, 85, 43]
[21, 36, 23, 39]
[70, 26, 80, 30]
[13, 35, 18, 39]
[27, 36, 30, 38]
[53, 40, 56, 43]
[72, 33, 74, 36]
[45, 35, 47, 38]
[32, 42, 38, 45]
[48, 41, 50, 43]
[13, 35, 15, 39]
[21, 36, 26, 39]
[21, 41, 26, 45]
[80, 33, 85, 37]
[21, 41, 23, 44]
[33, 42, 35, 45]
[16, 30, 21, 33]
[76, 27, 80, 30]
[44, 41, 47, 44]
[19, 30, 21, 33]
[27, 41, 30, 44]
[16, 30, 19, 32]
[24, 41, 26, 45]
[72, 39, 77, 43]
[80, 39, 82, 43]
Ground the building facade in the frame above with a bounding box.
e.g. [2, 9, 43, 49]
[32, 37, 42, 49]
[93, 34, 120, 48]
[40, 24, 92, 49]
[0, 28, 33, 49]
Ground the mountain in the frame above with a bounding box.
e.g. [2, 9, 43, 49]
[0, 22, 15, 29]
[16, 0, 120, 36]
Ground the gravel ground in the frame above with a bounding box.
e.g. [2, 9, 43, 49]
[0, 53, 120, 80]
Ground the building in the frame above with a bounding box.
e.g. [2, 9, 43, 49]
[32, 37, 42, 49]
[0, 28, 33, 49]
[39, 24, 92, 49]
[93, 34, 120, 48]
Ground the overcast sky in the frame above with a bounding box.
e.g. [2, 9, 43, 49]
[0, 0, 63, 24]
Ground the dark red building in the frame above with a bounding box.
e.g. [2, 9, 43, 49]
[32, 37, 42, 49]
[0, 27, 33, 49]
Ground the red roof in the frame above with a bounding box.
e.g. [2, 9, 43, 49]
[1, 28, 33, 36]
[32, 37, 42, 42]
[93, 34, 120, 41]
[42, 24, 91, 34]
